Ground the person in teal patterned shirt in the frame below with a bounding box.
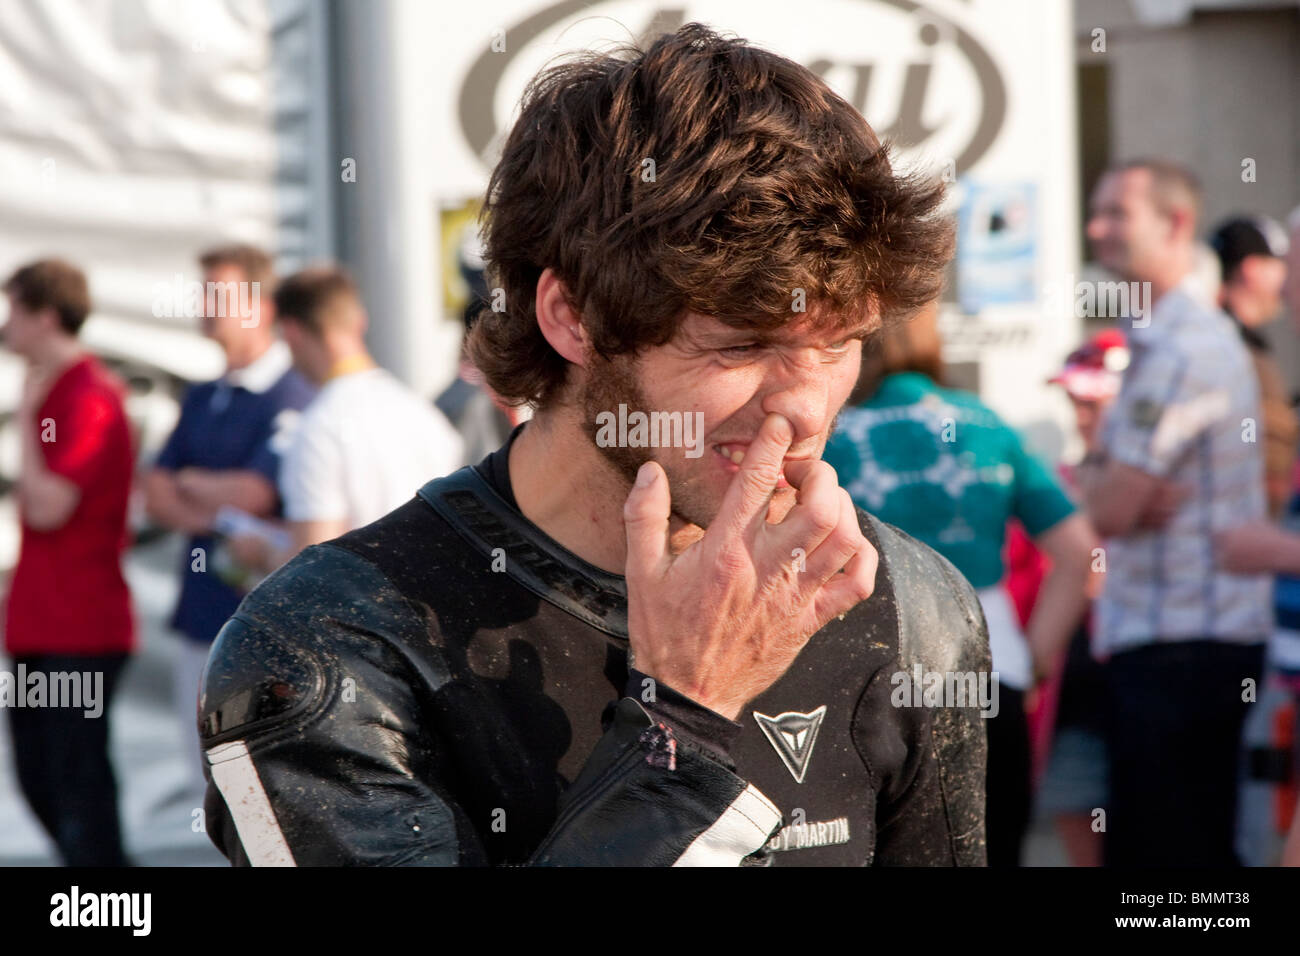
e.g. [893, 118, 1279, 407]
[824, 304, 1096, 866]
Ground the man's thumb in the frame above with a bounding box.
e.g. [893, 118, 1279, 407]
[623, 461, 670, 576]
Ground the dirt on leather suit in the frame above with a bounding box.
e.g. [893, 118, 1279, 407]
[199, 433, 991, 866]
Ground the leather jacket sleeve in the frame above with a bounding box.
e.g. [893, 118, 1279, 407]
[863, 515, 991, 866]
[198, 544, 782, 867]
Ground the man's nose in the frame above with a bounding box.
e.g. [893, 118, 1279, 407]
[760, 361, 833, 447]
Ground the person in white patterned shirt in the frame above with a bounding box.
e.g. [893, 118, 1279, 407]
[1078, 159, 1269, 866]
[230, 266, 463, 572]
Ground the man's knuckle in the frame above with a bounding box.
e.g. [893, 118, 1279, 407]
[811, 460, 837, 485]
[827, 521, 865, 554]
[714, 545, 749, 576]
[806, 499, 839, 535]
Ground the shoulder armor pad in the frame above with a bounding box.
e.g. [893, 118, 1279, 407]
[861, 511, 991, 676]
[199, 616, 325, 742]
[198, 541, 438, 743]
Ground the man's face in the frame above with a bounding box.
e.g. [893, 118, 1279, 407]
[200, 263, 263, 351]
[579, 313, 863, 529]
[0, 295, 48, 359]
[1233, 255, 1287, 325]
[1086, 169, 1171, 281]
[1068, 394, 1108, 452]
[1284, 227, 1300, 323]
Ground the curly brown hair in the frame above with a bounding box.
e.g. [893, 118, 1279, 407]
[468, 22, 954, 410]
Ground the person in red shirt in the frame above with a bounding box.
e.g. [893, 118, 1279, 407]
[2, 258, 135, 866]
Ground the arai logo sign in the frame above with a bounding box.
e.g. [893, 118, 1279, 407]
[458, 0, 1005, 176]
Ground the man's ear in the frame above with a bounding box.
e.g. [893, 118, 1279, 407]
[35, 305, 62, 336]
[535, 268, 588, 366]
[1166, 205, 1197, 246]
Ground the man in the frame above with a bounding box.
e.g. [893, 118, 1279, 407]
[1215, 205, 1300, 866]
[1208, 215, 1295, 517]
[1286, 205, 1300, 329]
[2, 259, 134, 865]
[1081, 160, 1270, 866]
[231, 266, 463, 568]
[199, 24, 989, 867]
[1204, 215, 1299, 865]
[1220, 208, 1300, 587]
[143, 245, 314, 797]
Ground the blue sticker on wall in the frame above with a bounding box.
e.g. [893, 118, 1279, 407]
[957, 181, 1038, 312]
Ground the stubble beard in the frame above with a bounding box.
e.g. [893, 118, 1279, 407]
[578, 353, 719, 530]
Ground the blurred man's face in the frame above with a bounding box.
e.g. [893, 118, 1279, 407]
[200, 263, 264, 353]
[1086, 169, 1172, 281]
[1069, 394, 1108, 452]
[1233, 255, 1287, 325]
[0, 296, 48, 360]
[578, 312, 862, 529]
[1284, 227, 1300, 322]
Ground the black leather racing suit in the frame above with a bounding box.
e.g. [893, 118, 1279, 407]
[199, 437, 991, 865]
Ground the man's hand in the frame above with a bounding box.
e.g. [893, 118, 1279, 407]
[1133, 478, 1189, 530]
[172, 466, 277, 517]
[1215, 520, 1300, 576]
[227, 533, 274, 573]
[1080, 458, 1178, 539]
[143, 468, 216, 535]
[1028, 645, 1059, 694]
[622, 413, 878, 721]
[174, 467, 212, 502]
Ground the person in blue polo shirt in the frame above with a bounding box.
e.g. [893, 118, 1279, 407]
[143, 245, 314, 800]
[824, 302, 1096, 866]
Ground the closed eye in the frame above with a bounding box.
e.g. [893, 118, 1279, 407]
[717, 339, 854, 361]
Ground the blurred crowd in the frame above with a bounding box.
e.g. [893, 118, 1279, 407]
[4, 155, 1300, 867]
[0, 245, 517, 865]
[827, 158, 1300, 867]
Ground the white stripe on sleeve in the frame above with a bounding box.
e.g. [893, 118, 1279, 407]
[672, 784, 781, 867]
[207, 739, 298, 867]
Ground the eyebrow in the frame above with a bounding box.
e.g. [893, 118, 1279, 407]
[697, 328, 867, 350]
